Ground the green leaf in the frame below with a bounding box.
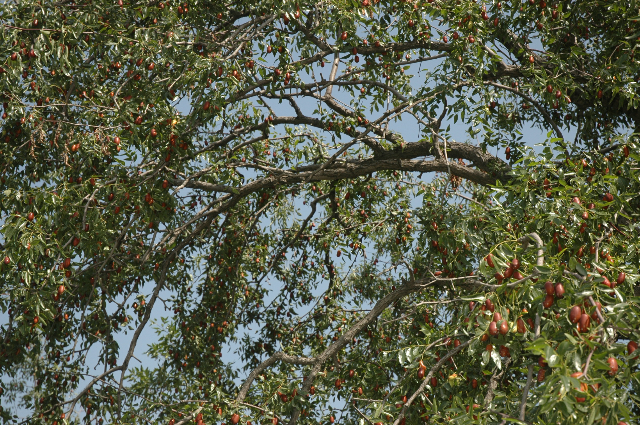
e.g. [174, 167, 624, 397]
[526, 338, 548, 354]
[534, 265, 552, 275]
[544, 345, 560, 367]
[481, 350, 490, 366]
[490, 350, 502, 369]
[576, 263, 588, 276]
[569, 257, 577, 271]
[398, 349, 407, 365]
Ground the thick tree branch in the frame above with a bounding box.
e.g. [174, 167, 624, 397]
[171, 154, 504, 205]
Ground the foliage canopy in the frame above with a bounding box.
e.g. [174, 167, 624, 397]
[1, 0, 640, 424]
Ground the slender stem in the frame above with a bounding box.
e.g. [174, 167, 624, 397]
[583, 346, 596, 378]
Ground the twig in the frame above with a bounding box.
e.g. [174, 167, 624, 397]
[582, 346, 596, 378]
[594, 230, 612, 263]
[453, 192, 490, 210]
[236, 352, 315, 402]
[490, 410, 534, 425]
[353, 405, 375, 425]
[65, 365, 125, 418]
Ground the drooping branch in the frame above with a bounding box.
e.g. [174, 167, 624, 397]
[100, 212, 224, 419]
[63, 365, 125, 419]
[256, 192, 332, 283]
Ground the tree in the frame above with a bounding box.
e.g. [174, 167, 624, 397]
[0, 0, 639, 424]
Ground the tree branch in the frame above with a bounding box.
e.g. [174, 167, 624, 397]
[395, 339, 474, 425]
[236, 352, 316, 402]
